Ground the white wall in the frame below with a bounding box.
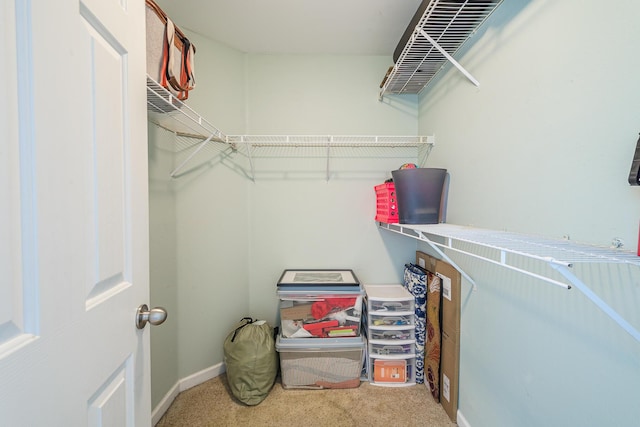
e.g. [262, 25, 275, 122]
[172, 31, 251, 380]
[244, 54, 420, 323]
[148, 124, 179, 408]
[148, 26, 422, 386]
[245, 55, 418, 135]
[148, 28, 251, 405]
[148, 45, 422, 404]
[416, 1, 640, 425]
[421, 0, 640, 247]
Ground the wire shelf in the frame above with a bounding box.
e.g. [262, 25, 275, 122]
[146, 76, 227, 143]
[380, 223, 640, 267]
[147, 76, 434, 179]
[380, 0, 503, 98]
[379, 222, 640, 342]
[226, 135, 432, 148]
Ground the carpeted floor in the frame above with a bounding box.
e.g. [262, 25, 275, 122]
[155, 374, 457, 427]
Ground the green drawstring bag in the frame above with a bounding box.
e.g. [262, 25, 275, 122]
[223, 317, 278, 405]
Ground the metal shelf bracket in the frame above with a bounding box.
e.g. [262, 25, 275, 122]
[169, 133, 217, 178]
[549, 263, 640, 343]
[417, 28, 480, 87]
[414, 230, 478, 290]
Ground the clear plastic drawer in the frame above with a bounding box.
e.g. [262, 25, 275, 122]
[369, 313, 413, 327]
[369, 341, 415, 356]
[369, 299, 413, 313]
[368, 326, 415, 341]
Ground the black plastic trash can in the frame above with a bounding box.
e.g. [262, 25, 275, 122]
[391, 168, 447, 224]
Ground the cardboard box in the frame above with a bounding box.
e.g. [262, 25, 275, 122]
[415, 251, 436, 273]
[440, 329, 460, 422]
[280, 303, 314, 321]
[416, 251, 461, 336]
[435, 259, 461, 336]
[416, 251, 461, 421]
[373, 359, 407, 383]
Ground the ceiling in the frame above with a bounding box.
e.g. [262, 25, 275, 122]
[154, 0, 423, 55]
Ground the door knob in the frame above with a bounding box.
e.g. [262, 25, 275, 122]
[136, 304, 168, 329]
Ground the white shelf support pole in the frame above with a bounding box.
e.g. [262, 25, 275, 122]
[418, 28, 480, 87]
[549, 263, 640, 343]
[415, 230, 478, 291]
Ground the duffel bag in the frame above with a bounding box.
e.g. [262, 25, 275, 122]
[223, 317, 278, 406]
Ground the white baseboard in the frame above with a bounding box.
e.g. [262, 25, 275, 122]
[179, 362, 226, 392]
[151, 383, 180, 426]
[457, 409, 471, 427]
[151, 362, 226, 426]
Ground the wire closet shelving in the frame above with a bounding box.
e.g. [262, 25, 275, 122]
[379, 222, 640, 343]
[380, 0, 503, 99]
[146, 77, 434, 180]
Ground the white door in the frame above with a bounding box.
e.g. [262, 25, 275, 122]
[0, 0, 151, 425]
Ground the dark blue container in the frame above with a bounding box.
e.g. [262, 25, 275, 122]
[391, 168, 448, 224]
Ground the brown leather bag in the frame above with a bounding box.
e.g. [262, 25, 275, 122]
[145, 0, 196, 101]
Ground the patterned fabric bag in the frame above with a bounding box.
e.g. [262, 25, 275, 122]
[403, 263, 427, 384]
[425, 271, 442, 401]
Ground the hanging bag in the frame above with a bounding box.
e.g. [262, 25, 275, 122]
[145, 0, 196, 101]
[223, 317, 278, 406]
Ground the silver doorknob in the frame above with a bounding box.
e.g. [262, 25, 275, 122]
[136, 304, 168, 329]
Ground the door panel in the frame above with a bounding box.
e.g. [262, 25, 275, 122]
[0, 80, 23, 344]
[0, 0, 37, 359]
[0, 0, 150, 425]
[88, 357, 134, 427]
[82, 4, 129, 307]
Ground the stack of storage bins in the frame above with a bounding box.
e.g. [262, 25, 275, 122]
[363, 284, 416, 387]
[275, 269, 365, 389]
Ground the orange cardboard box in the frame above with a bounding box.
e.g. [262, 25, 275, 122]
[373, 359, 407, 383]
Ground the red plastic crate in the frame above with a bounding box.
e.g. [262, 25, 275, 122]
[374, 182, 399, 223]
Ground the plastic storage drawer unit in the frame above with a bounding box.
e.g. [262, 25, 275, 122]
[276, 336, 365, 389]
[363, 284, 416, 387]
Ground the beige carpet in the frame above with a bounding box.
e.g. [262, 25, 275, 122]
[156, 374, 457, 427]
